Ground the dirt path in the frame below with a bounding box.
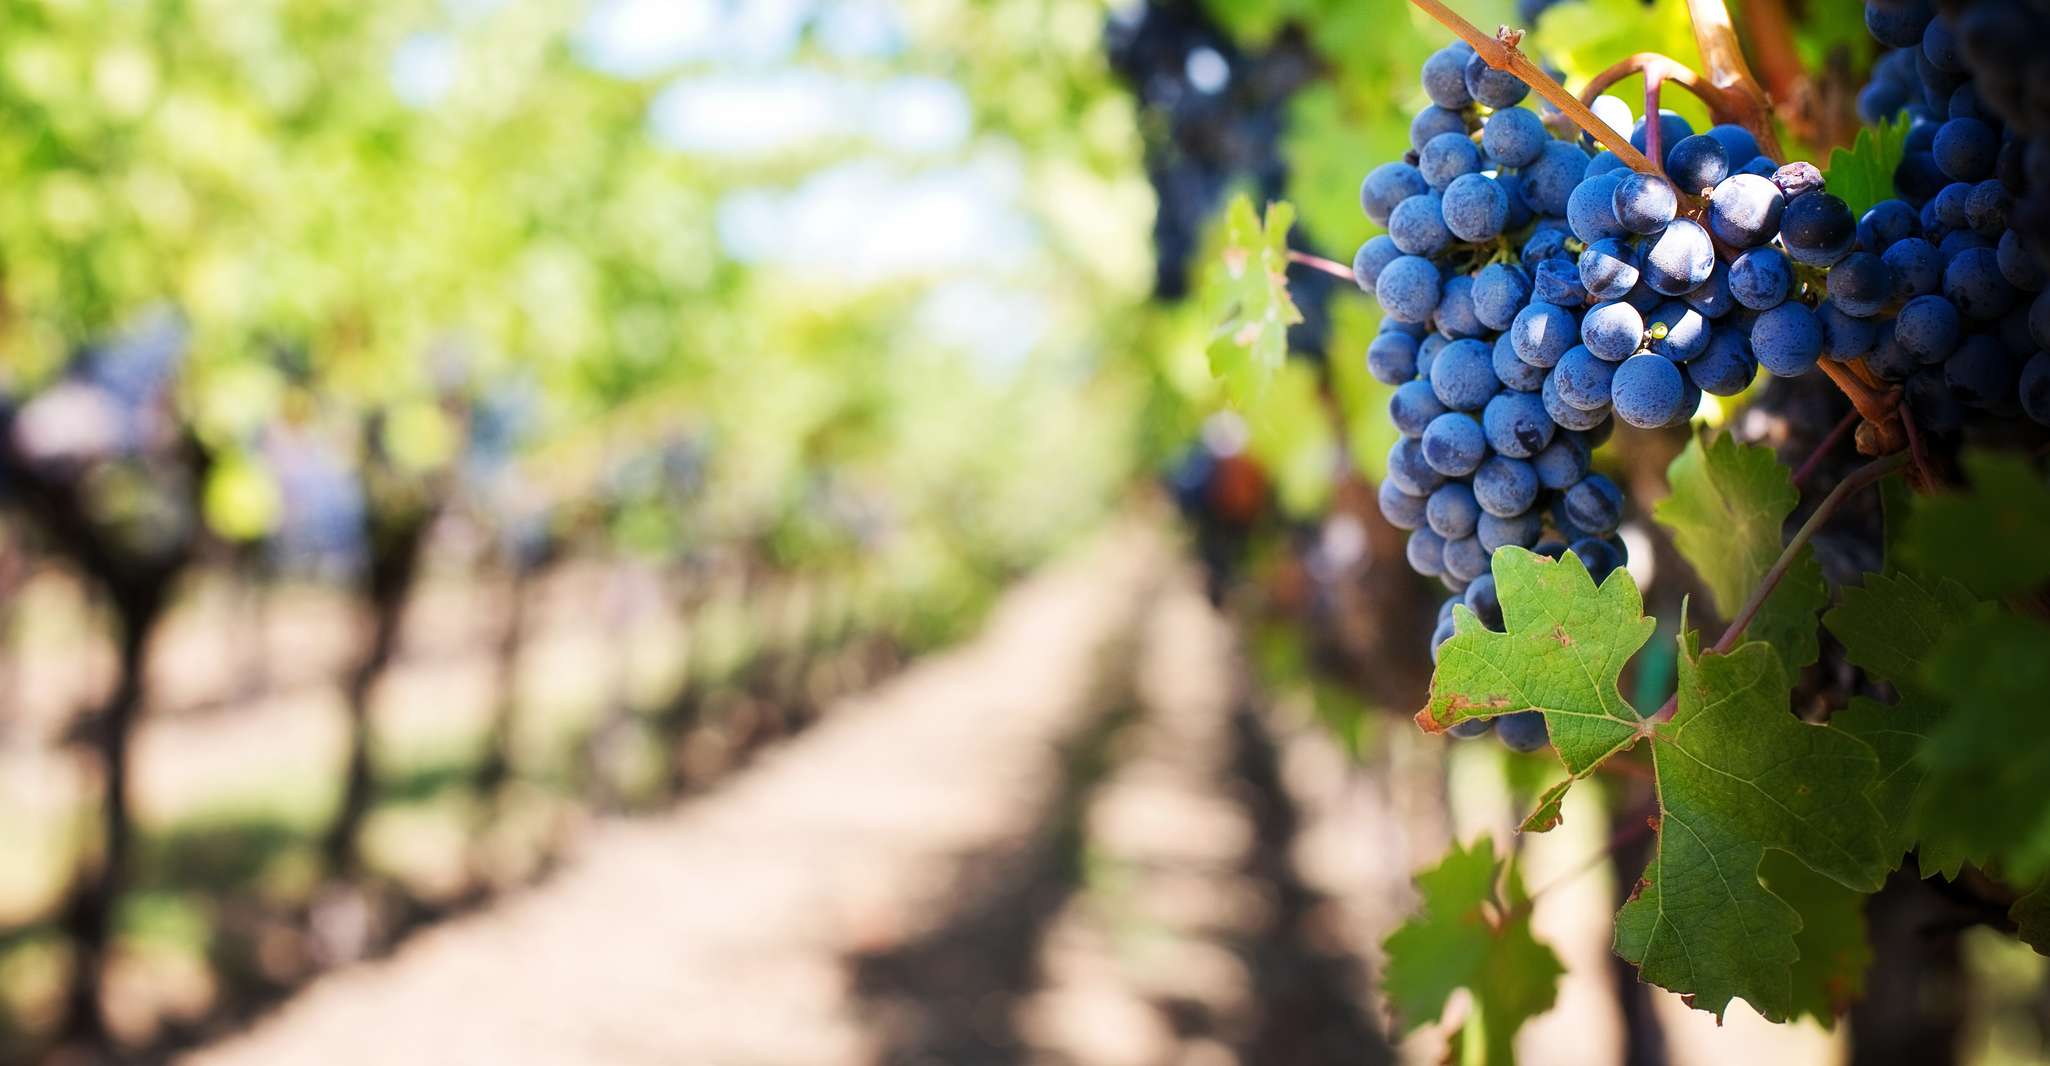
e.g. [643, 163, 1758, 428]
[181, 527, 1166, 1066]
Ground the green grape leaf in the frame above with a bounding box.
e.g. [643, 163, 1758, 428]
[1823, 115, 1912, 220]
[1418, 547, 1655, 779]
[1833, 694, 1961, 877]
[1655, 431, 1826, 668]
[2012, 882, 2050, 956]
[1758, 850, 1872, 1026]
[1914, 613, 2050, 882]
[1613, 635, 1888, 1022]
[1203, 195, 1303, 404]
[1383, 837, 1565, 1065]
[1898, 451, 2050, 598]
[1825, 571, 1984, 876]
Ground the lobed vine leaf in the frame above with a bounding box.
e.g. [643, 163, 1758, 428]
[1898, 452, 2050, 598]
[1758, 851, 1872, 1026]
[1419, 547, 1655, 782]
[1823, 115, 1912, 220]
[1383, 837, 1565, 1065]
[1203, 195, 1303, 404]
[1914, 614, 2050, 882]
[1655, 432, 1826, 669]
[1613, 635, 1888, 1023]
[1825, 570, 1981, 874]
[2012, 882, 2050, 956]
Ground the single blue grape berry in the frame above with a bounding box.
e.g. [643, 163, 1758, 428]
[1436, 275, 1487, 339]
[1542, 371, 1611, 430]
[1642, 218, 1716, 296]
[1531, 433, 1589, 490]
[1581, 300, 1646, 361]
[1705, 173, 1785, 249]
[1612, 173, 1678, 234]
[1647, 302, 1710, 362]
[1473, 455, 1539, 518]
[1511, 302, 1580, 368]
[1376, 256, 1442, 323]
[1563, 473, 1624, 534]
[1782, 192, 1857, 266]
[1427, 482, 1482, 539]
[1857, 198, 1921, 253]
[1826, 252, 1894, 318]
[1491, 333, 1547, 392]
[1883, 237, 1943, 301]
[1496, 711, 1550, 753]
[1478, 509, 1542, 552]
[1411, 105, 1468, 153]
[1553, 345, 1617, 410]
[1472, 263, 1534, 331]
[1894, 294, 1962, 362]
[1567, 171, 1629, 244]
[1818, 300, 1878, 360]
[1378, 480, 1427, 531]
[1481, 106, 1549, 168]
[1944, 245, 2019, 320]
[1389, 192, 1452, 256]
[1521, 141, 1592, 215]
[1390, 379, 1448, 437]
[1430, 338, 1501, 411]
[1368, 330, 1421, 385]
[1728, 247, 1792, 310]
[1420, 44, 1475, 110]
[1408, 528, 1449, 577]
[1482, 389, 1555, 457]
[1688, 330, 1756, 395]
[1421, 412, 1487, 477]
[1611, 353, 1686, 427]
[1578, 238, 1641, 301]
[1360, 162, 1430, 226]
[1751, 302, 1824, 377]
[1442, 172, 1510, 242]
[1664, 134, 1730, 193]
[1463, 51, 1530, 109]
[1386, 437, 1445, 496]
[1352, 234, 1401, 295]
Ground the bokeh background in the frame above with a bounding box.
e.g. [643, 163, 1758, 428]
[0, 1, 2042, 1064]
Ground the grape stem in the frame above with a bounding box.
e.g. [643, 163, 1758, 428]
[1680, 0, 1785, 162]
[1646, 451, 1912, 725]
[1896, 396, 1941, 490]
[1815, 359, 1900, 427]
[1734, 0, 1810, 142]
[1403, 0, 1663, 175]
[1791, 408, 1860, 489]
[1286, 249, 1358, 282]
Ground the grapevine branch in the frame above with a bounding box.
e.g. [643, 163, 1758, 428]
[1287, 249, 1358, 282]
[1404, 0, 1663, 176]
[1791, 409, 1860, 489]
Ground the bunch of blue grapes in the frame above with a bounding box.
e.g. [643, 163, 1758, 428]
[1354, 40, 1674, 753]
[1855, 0, 2050, 427]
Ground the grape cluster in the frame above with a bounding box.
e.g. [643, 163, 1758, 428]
[1855, 0, 2050, 426]
[1354, 40, 1705, 753]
